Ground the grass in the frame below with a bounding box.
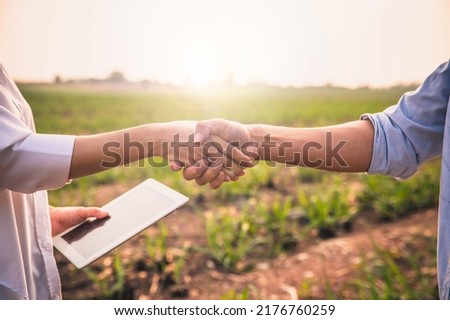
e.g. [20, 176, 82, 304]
[204, 208, 257, 272]
[220, 286, 251, 300]
[84, 253, 127, 299]
[144, 223, 188, 296]
[256, 197, 298, 255]
[357, 162, 440, 220]
[23, 84, 410, 134]
[145, 223, 169, 274]
[214, 161, 279, 201]
[345, 233, 438, 299]
[298, 177, 357, 238]
[294, 231, 438, 300]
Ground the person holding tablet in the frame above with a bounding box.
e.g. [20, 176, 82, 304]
[0, 64, 251, 300]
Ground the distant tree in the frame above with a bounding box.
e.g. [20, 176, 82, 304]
[107, 71, 127, 82]
[53, 75, 62, 84]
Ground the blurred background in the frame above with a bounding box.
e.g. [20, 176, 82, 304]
[1, 0, 449, 299]
[2, 0, 449, 86]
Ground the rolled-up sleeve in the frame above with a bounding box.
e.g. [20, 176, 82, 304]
[361, 60, 450, 180]
[0, 106, 75, 193]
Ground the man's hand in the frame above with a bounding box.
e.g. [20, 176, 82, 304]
[177, 119, 258, 188]
[50, 206, 109, 237]
[161, 120, 235, 189]
[156, 121, 201, 166]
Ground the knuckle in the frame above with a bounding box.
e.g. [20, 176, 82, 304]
[195, 178, 208, 186]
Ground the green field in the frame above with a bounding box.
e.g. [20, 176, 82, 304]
[20, 83, 440, 299]
[23, 84, 415, 205]
[26, 84, 409, 133]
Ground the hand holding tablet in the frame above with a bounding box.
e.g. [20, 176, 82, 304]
[53, 179, 189, 268]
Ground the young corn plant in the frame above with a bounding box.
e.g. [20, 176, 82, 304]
[214, 162, 279, 201]
[205, 208, 257, 272]
[220, 286, 251, 300]
[166, 246, 189, 298]
[347, 235, 438, 299]
[145, 224, 190, 297]
[257, 197, 297, 255]
[84, 253, 128, 299]
[145, 223, 169, 274]
[298, 181, 356, 239]
[171, 249, 185, 286]
[357, 164, 440, 220]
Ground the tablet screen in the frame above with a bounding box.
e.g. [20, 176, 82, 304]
[62, 187, 174, 258]
[53, 179, 189, 268]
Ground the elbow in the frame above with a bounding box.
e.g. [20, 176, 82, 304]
[363, 113, 420, 181]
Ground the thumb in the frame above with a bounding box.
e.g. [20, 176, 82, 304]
[80, 207, 109, 220]
[194, 120, 212, 144]
[169, 160, 183, 172]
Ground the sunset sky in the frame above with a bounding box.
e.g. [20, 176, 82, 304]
[1, 0, 449, 87]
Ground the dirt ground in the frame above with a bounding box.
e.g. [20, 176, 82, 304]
[56, 201, 438, 300]
[164, 207, 437, 300]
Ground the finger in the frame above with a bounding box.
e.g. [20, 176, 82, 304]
[182, 159, 209, 181]
[221, 167, 240, 181]
[206, 151, 246, 178]
[196, 119, 254, 166]
[240, 142, 261, 162]
[195, 160, 223, 186]
[209, 171, 226, 189]
[205, 135, 254, 168]
[172, 150, 201, 168]
[202, 138, 251, 178]
[169, 161, 184, 172]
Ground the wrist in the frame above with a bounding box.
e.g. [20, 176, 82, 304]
[147, 121, 197, 160]
[145, 123, 165, 158]
[247, 124, 267, 160]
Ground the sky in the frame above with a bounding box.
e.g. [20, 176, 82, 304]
[0, 0, 449, 87]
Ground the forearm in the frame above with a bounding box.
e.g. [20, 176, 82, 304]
[69, 123, 163, 179]
[248, 120, 374, 172]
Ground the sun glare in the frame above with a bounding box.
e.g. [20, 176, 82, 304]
[1, 0, 449, 86]
[189, 64, 211, 88]
[187, 59, 215, 88]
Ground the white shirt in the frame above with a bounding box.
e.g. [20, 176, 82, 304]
[0, 64, 75, 299]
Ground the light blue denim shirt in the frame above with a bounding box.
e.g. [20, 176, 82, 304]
[361, 60, 450, 299]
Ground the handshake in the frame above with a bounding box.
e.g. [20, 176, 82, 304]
[64, 117, 372, 239]
[95, 118, 373, 189]
[167, 119, 260, 189]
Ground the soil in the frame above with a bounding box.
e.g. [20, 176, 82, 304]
[56, 197, 438, 300]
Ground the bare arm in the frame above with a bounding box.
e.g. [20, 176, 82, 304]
[248, 120, 374, 172]
[187, 119, 375, 184]
[69, 122, 196, 179]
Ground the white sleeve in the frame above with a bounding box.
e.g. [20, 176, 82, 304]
[0, 106, 75, 193]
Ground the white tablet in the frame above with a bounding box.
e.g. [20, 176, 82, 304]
[53, 178, 189, 269]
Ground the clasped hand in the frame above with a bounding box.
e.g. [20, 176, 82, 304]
[169, 119, 258, 189]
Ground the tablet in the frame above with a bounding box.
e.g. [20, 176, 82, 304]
[53, 178, 189, 269]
